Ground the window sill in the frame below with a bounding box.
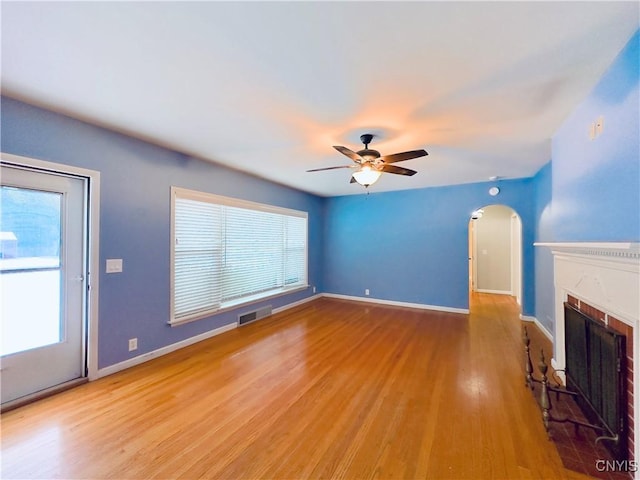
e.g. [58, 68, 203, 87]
[169, 284, 309, 327]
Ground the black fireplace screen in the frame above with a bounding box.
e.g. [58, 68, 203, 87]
[564, 302, 627, 460]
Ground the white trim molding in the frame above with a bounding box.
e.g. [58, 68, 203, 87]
[520, 314, 553, 342]
[272, 293, 322, 314]
[322, 293, 469, 314]
[476, 289, 512, 295]
[96, 323, 237, 379]
[95, 291, 466, 379]
[534, 242, 640, 326]
[1, 152, 101, 381]
[97, 293, 321, 378]
[534, 242, 640, 262]
[535, 241, 640, 467]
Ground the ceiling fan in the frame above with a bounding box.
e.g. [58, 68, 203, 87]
[307, 134, 428, 187]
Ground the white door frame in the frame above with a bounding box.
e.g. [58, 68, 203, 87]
[1, 152, 100, 380]
[469, 205, 523, 303]
[470, 219, 478, 292]
[510, 213, 523, 305]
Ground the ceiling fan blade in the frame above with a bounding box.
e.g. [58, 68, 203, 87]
[380, 164, 417, 176]
[306, 165, 355, 172]
[333, 146, 363, 163]
[379, 149, 428, 164]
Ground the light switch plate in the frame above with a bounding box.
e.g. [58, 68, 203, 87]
[106, 258, 123, 273]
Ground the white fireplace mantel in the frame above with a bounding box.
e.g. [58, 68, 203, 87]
[535, 242, 640, 326]
[535, 241, 640, 468]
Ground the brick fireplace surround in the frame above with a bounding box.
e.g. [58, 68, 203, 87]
[536, 242, 640, 476]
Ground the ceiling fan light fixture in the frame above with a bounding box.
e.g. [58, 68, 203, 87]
[352, 165, 382, 187]
[310, 134, 426, 187]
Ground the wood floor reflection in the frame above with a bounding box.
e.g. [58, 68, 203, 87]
[1, 294, 593, 479]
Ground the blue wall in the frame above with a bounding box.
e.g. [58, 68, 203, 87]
[534, 29, 640, 334]
[551, 29, 639, 242]
[1, 97, 325, 369]
[533, 161, 555, 333]
[323, 178, 538, 316]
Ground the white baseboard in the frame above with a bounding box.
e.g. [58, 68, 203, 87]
[551, 358, 566, 384]
[95, 292, 468, 379]
[272, 293, 322, 314]
[520, 314, 554, 342]
[475, 289, 512, 295]
[95, 322, 237, 379]
[322, 293, 469, 314]
[95, 294, 322, 379]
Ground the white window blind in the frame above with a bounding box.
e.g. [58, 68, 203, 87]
[171, 187, 308, 325]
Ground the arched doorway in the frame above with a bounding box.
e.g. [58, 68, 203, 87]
[468, 205, 523, 307]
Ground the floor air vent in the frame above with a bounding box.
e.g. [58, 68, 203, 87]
[238, 305, 272, 326]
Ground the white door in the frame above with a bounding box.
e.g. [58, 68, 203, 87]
[1, 165, 87, 404]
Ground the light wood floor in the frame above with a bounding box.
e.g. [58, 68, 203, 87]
[1, 294, 593, 479]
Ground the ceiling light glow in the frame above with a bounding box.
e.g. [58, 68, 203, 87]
[352, 165, 382, 187]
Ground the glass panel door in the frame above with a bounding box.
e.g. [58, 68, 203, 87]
[1, 165, 86, 405]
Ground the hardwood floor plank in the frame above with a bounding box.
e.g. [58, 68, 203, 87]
[1, 294, 595, 479]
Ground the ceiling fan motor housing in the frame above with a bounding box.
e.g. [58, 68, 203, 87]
[357, 148, 381, 160]
[358, 134, 380, 161]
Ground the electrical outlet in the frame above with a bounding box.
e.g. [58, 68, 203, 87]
[128, 338, 138, 351]
[312, 286, 316, 293]
[365, 289, 370, 296]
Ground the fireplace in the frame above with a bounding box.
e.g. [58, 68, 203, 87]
[536, 242, 640, 471]
[564, 300, 628, 460]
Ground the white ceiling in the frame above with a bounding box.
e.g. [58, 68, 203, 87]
[2, 2, 638, 197]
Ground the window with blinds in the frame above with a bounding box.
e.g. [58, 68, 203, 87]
[170, 187, 308, 325]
